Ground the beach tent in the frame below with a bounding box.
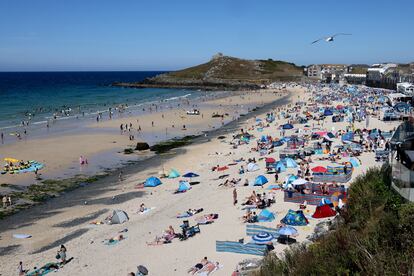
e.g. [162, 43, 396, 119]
[144, 176, 162, 187]
[312, 204, 336, 218]
[177, 181, 191, 192]
[247, 163, 259, 172]
[324, 109, 333, 116]
[282, 123, 294, 130]
[111, 210, 129, 224]
[342, 132, 354, 142]
[260, 136, 268, 143]
[254, 175, 268, 186]
[326, 132, 335, 139]
[274, 161, 286, 172]
[284, 175, 298, 186]
[183, 172, 199, 178]
[258, 209, 275, 222]
[284, 158, 297, 168]
[168, 169, 180, 179]
[281, 210, 309, 226]
[273, 140, 284, 147]
[349, 157, 360, 167]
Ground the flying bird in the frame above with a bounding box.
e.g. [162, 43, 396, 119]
[311, 33, 352, 44]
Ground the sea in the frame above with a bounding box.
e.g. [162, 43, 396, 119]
[0, 71, 201, 131]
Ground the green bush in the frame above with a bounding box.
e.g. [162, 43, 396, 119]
[256, 165, 414, 276]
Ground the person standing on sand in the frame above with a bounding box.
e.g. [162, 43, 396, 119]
[119, 171, 123, 182]
[18, 261, 25, 276]
[233, 188, 238, 205]
[57, 245, 67, 265]
[8, 196, 12, 207]
[2, 196, 7, 208]
[1, 132, 3, 143]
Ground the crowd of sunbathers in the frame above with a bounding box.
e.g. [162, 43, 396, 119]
[241, 191, 275, 209]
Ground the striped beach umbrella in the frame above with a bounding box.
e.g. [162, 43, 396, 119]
[252, 232, 274, 244]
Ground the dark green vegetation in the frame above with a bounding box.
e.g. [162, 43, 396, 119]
[150, 135, 197, 154]
[113, 55, 304, 90]
[257, 166, 414, 276]
[0, 175, 103, 219]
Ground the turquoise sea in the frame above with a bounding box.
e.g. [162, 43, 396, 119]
[0, 71, 200, 130]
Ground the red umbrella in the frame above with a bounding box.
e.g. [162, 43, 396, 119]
[265, 157, 276, 163]
[336, 105, 344, 109]
[312, 166, 327, 173]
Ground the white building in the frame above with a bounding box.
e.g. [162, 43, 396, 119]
[397, 82, 414, 95]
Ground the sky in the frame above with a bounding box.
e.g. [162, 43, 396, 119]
[0, 0, 413, 71]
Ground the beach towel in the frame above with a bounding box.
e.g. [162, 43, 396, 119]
[216, 241, 267, 256]
[25, 263, 60, 276]
[246, 224, 280, 238]
[13, 234, 32, 239]
[139, 207, 155, 215]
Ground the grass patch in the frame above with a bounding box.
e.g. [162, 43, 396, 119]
[256, 165, 414, 276]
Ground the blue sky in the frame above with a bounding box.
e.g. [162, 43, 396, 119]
[0, 0, 413, 71]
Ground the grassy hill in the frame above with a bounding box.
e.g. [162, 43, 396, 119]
[114, 54, 304, 90]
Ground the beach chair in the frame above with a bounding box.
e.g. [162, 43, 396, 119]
[215, 241, 268, 256]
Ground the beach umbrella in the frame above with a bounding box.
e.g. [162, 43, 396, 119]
[284, 158, 297, 168]
[183, 172, 199, 178]
[4, 157, 19, 163]
[323, 109, 333, 116]
[144, 176, 162, 187]
[252, 232, 274, 244]
[336, 105, 344, 110]
[326, 132, 335, 138]
[282, 123, 294, 130]
[278, 226, 298, 236]
[311, 166, 327, 173]
[265, 157, 276, 163]
[314, 131, 327, 136]
[254, 175, 268, 186]
[168, 169, 180, 179]
[292, 178, 308, 186]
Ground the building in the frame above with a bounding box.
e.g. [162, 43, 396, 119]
[397, 82, 414, 95]
[307, 64, 347, 82]
[390, 120, 414, 202]
[307, 64, 321, 78]
[344, 73, 366, 84]
[366, 63, 399, 89]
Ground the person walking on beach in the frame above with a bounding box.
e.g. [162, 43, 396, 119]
[233, 188, 238, 205]
[119, 170, 123, 182]
[18, 261, 26, 276]
[8, 196, 12, 207]
[1, 132, 3, 144]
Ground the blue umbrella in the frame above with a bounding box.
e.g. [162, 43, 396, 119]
[284, 158, 297, 168]
[278, 226, 298, 236]
[183, 172, 199, 178]
[254, 175, 268, 186]
[274, 161, 286, 172]
[252, 232, 274, 244]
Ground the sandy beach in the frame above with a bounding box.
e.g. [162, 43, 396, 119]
[0, 85, 400, 276]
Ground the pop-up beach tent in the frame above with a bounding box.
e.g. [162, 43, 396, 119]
[177, 181, 191, 192]
[281, 209, 309, 226]
[258, 209, 275, 222]
[111, 210, 129, 224]
[168, 169, 180, 179]
[254, 175, 268, 186]
[247, 163, 259, 172]
[144, 176, 162, 187]
[312, 204, 336, 218]
[284, 158, 297, 168]
[274, 161, 286, 172]
[282, 123, 294, 130]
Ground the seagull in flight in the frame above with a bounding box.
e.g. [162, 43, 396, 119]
[311, 33, 352, 44]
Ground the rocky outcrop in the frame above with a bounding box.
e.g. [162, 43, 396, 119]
[113, 54, 303, 91]
[135, 142, 150, 151]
